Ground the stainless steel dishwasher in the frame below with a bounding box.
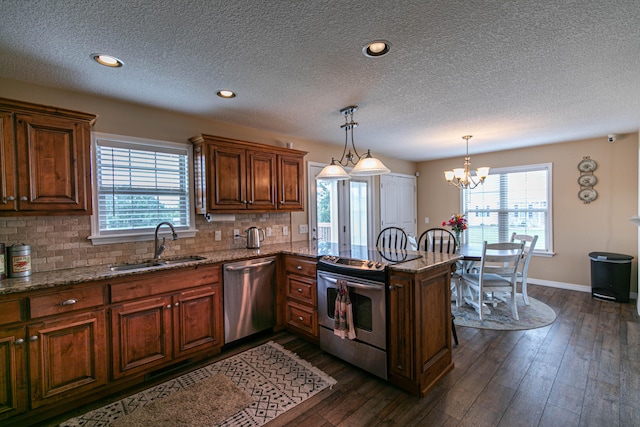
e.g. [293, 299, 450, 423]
[223, 257, 276, 344]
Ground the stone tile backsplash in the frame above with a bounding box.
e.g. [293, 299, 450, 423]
[0, 213, 292, 273]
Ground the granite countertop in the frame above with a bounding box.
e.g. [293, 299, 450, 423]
[0, 242, 321, 296]
[0, 242, 462, 296]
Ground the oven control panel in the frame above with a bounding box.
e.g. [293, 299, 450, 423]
[319, 255, 385, 270]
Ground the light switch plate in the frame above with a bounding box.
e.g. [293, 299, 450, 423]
[266, 227, 272, 236]
[233, 229, 240, 238]
[283, 225, 289, 236]
[214, 230, 222, 241]
[299, 224, 308, 234]
[424, 217, 429, 224]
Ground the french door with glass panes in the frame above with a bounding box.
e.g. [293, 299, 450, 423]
[309, 163, 374, 250]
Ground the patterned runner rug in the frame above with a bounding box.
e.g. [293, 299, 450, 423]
[60, 341, 336, 426]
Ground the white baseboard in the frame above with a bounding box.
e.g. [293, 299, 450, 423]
[529, 278, 638, 300]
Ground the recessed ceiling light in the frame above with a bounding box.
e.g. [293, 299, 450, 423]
[90, 53, 123, 67]
[216, 90, 236, 99]
[362, 40, 391, 58]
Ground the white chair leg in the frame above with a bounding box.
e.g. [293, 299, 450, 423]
[511, 291, 519, 320]
[521, 279, 530, 305]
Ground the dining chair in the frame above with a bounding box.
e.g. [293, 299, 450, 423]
[459, 241, 525, 321]
[418, 227, 459, 345]
[376, 227, 408, 250]
[510, 233, 538, 305]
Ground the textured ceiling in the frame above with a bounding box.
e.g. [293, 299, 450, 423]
[1, 0, 639, 161]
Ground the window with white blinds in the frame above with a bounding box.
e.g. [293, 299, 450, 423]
[461, 163, 552, 253]
[90, 133, 195, 244]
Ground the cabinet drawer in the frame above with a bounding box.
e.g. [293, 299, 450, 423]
[284, 256, 317, 277]
[286, 276, 316, 305]
[29, 286, 104, 319]
[0, 298, 23, 325]
[285, 301, 317, 336]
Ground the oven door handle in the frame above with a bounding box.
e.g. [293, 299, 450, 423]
[318, 273, 385, 291]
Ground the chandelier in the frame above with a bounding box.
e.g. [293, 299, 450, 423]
[443, 135, 490, 190]
[316, 106, 390, 180]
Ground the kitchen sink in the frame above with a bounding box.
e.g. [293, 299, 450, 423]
[109, 255, 207, 272]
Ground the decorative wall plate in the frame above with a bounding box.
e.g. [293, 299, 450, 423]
[577, 158, 597, 172]
[578, 188, 597, 203]
[577, 174, 597, 186]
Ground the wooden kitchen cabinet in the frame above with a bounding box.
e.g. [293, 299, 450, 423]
[28, 309, 107, 409]
[283, 255, 318, 342]
[190, 134, 306, 213]
[0, 97, 96, 215]
[0, 321, 27, 420]
[109, 265, 223, 379]
[387, 264, 454, 397]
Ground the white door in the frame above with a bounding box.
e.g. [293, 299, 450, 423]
[308, 162, 374, 249]
[380, 173, 417, 237]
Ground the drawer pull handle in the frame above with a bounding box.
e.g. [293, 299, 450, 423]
[6, 196, 15, 201]
[29, 335, 38, 342]
[60, 298, 78, 306]
[20, 196, 28, 201]
[15, 338, 24, 345]
[297, 288, 303, 293]
[296, 265, 302, 270]
[297, 316, 304, 321]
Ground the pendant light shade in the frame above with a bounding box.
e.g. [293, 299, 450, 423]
[316, 106, 390, 180]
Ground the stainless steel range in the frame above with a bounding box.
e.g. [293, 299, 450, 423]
[317, 247, 422, 379]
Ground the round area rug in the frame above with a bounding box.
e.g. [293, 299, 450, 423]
[452, 295, 556, 330]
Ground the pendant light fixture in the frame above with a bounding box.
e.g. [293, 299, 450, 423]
[443, 135, 490, 190]
[316, 106, 390, 180]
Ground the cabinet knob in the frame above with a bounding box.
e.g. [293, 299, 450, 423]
[6, 196, 15, 201]
[166, 304, 172, 309]
[297, 288, 303, 293]
[388, 286, 395, 291]
[280, 201, 284, 204]
[297, 316, 304, 321]
[174, 302, 179, 307]
[296, 265, 302, 270]
[15, 338, 24, 345]
[60, 298, 78, 306]
[248, 200, 253, 205]
[19, 196, 28, 201]
[29, 335, 38, 342]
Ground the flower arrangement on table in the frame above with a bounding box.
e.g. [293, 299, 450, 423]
[442, 213, 467, 244]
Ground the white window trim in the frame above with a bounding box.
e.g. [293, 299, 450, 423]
[89, 132, 197, 245]
[462, 162, 554, 256]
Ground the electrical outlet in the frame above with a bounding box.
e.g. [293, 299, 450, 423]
[299, 224, 308, 234]
[266, 227, 272, 236]
[214, 230, 222, 241]
[233, 229, 240, 238]
[282, 225, 289, 236]
[424, 217, 429, 224]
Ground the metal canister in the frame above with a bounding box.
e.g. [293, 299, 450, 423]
[8, 244, 31, 278]
[0, 243, 5, 280]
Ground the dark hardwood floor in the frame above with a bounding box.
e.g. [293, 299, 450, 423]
[44, 284, 639, 427]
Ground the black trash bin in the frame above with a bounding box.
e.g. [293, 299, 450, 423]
[589, 252, 633, 302]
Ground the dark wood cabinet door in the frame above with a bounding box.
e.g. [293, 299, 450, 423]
[209, 144, 247, 210]
[387, 275, 414, 382]
[0, 326, 27, 420]
[247, 150, 277, 210]
[28, 310, 107, 409]
[14, 113, 91, 213]
[277, 154, 304, 210]
[111, 296, 172, 379]
[173, 285, 223, 358]
[0, 111, 17, 212]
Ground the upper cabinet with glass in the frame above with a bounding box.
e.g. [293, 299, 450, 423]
[0, 98, 96, 216]
[190, 134, 306, 213]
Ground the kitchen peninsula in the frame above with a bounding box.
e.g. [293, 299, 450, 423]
[0, 242, 460, 425]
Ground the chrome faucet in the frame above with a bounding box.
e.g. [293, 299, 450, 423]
[154, 222, 178, 259]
